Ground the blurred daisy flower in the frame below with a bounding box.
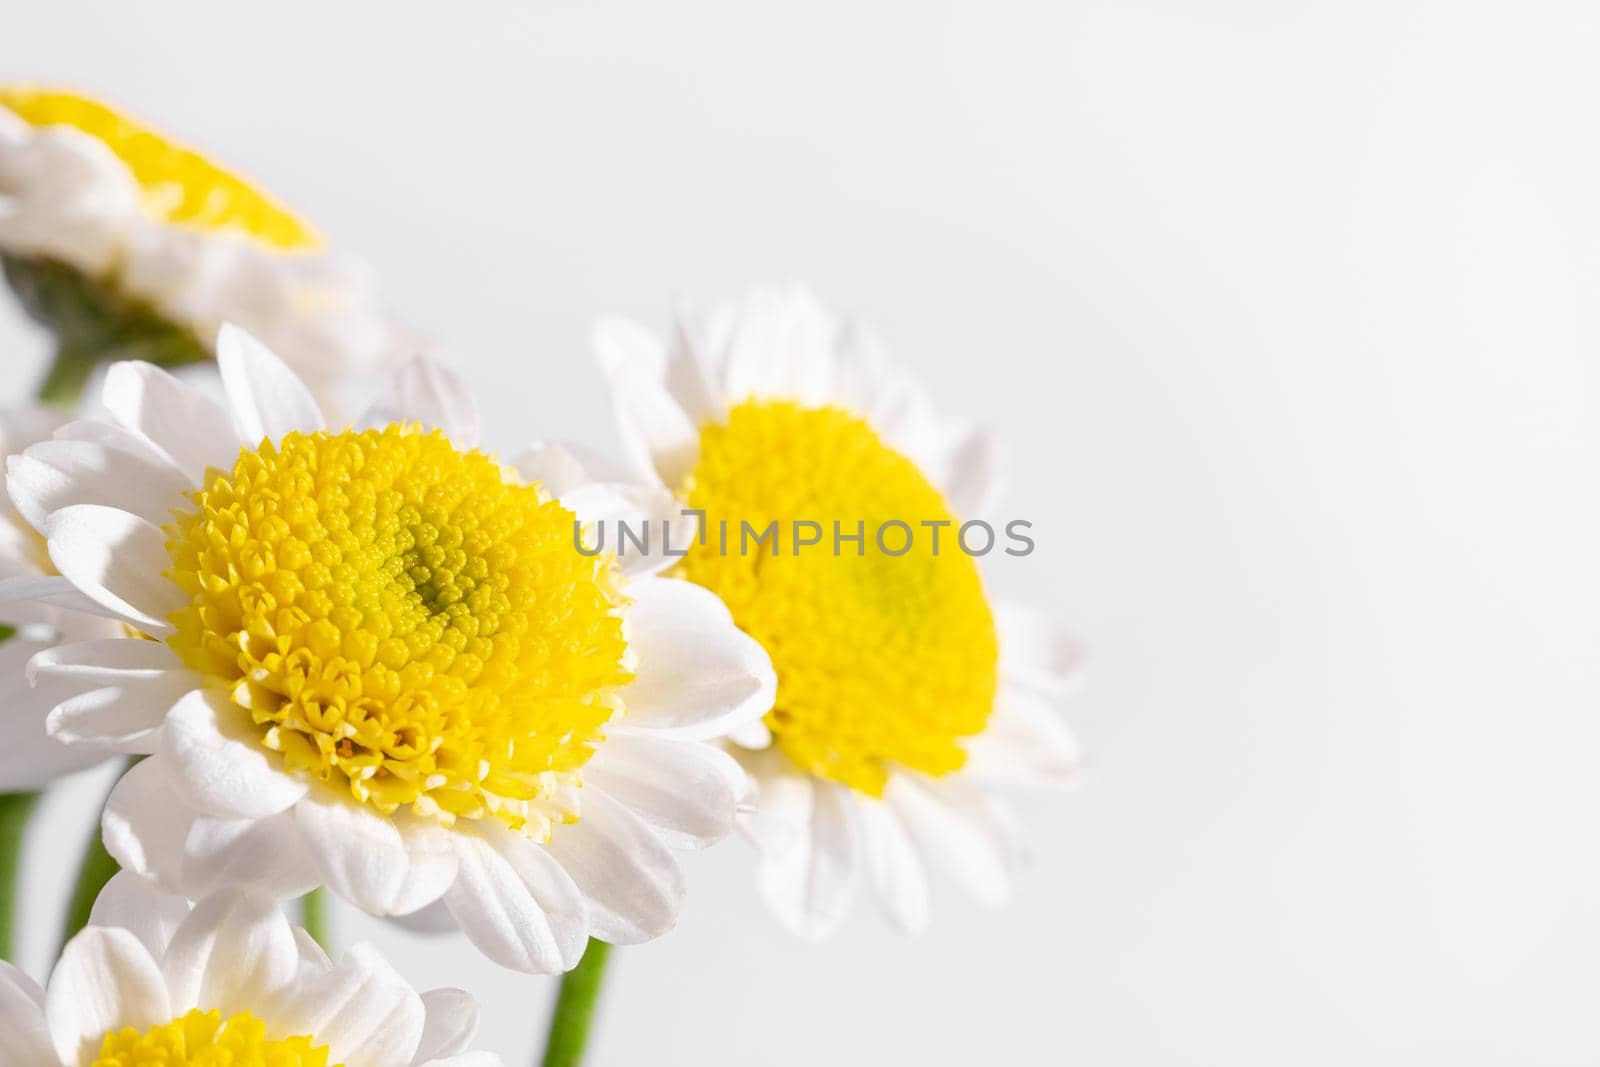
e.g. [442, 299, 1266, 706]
[594, 285, 1084, 938]
[0, 87, 405, 398]
[1, 871, 502, 1067]
[2, 326, 775, 973]
[0, 406, 127, 790]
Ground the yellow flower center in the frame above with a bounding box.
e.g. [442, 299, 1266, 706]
[94, 1009, 334, 1067]
[164, 427, 632, 838]
[676, 400, 999, 796]
[0, 87, 320, 251]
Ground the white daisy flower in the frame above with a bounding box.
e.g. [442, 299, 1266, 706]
[594, 284, 1084, 939]
[0, 405, 127, 790]
[0, 87, 405, 389]
[1, 326, 777, 973]
[1, 871, 502, 1067]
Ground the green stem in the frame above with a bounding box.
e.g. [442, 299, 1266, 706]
[300, 888, 330, 951]
[0, 791, 41, 962]
[35, 345, 99, 408]
[539, 939, 613, 1067]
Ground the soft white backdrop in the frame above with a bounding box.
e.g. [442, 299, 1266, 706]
[3, 2, 1596, 1064]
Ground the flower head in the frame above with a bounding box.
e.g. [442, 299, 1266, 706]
[595, 285, 1083, 938]
[3, 326, 776, 972]
[0, 87, 405, 386]
[0, 872, 501, 1067]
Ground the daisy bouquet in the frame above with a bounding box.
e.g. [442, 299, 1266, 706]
[0, 90, 1082, 1067]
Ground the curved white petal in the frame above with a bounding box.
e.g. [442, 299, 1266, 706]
[100, 361, 239, 484]
[443, 824, 587, 975]
[181, 811, 323, 900]
[418, 1054, 505, 1067]
[594, 317, 701, 487]
[885, 774, 1021, 908]
[857, 797, 931, 936]
[161, 890, 301, 1016]
[103, 757, 194, 890]
[216, 323, 325, 447]
[358, 357, 479, 449]
[88, 871, 193, 961]
[544, 788, 684, 946]
[707, 284, 841, 407]
[45, 669, 195, 755]
[8, 437, 191, 533]
[750, 772, 858, 942]
[934, 426, 1002, 521]
[961, 685, 1080, 789]
[293, 787, 413, 915]
[390, 815, 460, 916]
[0, 960, 52, 1067]
[413, 988, 478, 1066]
[271, 942, 425, 1067]
[159, 690, 308, 819]
[617, 578, 775, 740]
[585, 733, 743, 849]
[0, 574, 121, 620]
[0, 668, 108, 789]
[46, 927, 170, 1066]
[996, 602, 1086, 697]
[45, 504, 185, 634]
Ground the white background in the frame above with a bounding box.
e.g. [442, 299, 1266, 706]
[3, 2, 1597, 1064]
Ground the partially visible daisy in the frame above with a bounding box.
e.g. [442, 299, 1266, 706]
[0, 871, 502, 1067]
[0, 405, 128, 790]
[594, 285, 1084, 938]
[0, 87, 405, 391]
[3, 326, 776, 973]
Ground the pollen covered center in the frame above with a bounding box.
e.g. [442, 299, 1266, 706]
[165, 427, 632, 838]
[94, 1009, 335, 1067]
[676, 399, 999, 796]
[0, 87, 321, 251]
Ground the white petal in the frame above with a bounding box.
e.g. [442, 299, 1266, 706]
[358, 357, 479, 449]
[617, 578, 775, 740]
[752, 774, 858, 941]
[585, 734, 742, 849]
[45, 504, 185, 634]
[559, 481, 684, 578]
[160, 690, 307, 819]
[103, 757, 193, 889]
[594, 317, 701, 487]
[42, 646, 196, 755]
[8, 437, 190, 533]
[46, 927, 170, 1066]
[181, 812, 323, 900]
[509, 441, 631, 498]
[100, 361, 239, 484]
[961, 686, 1080, 789]
[935, 426, 1001, 520]
[390, 815, 459, 916]
[0, 574, 120, 620]
[216, 323, 325, 446]
[0, 667, 107, 789]
[0, 960, 52, 1066]
[710, 284, 840, 406]
[162, 890, 301, 1015]
[885, 775, 1021, 908]
[996, 602, 1086, 696]
[413, 988, 478, 1065]
[272, 942, 425, 1067]
[88, 871, 192, 960]
[544, 788, 684, 946]
[442, 823, 587, 975]
[293, 787, 412, 914]
[857, 798, 931, 935]
[387, 900, 455, 935]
